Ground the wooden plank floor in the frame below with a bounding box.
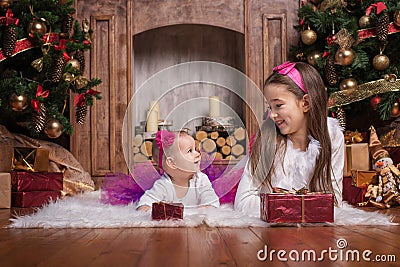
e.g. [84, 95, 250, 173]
[0, 207, 399, 267]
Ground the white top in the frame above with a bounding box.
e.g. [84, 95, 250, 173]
[137, 171, 220, 209]
[234, 117, 344, 217]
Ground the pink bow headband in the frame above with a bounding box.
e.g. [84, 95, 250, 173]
[155, 130, 176, 174]
[273, 61, 307, 93]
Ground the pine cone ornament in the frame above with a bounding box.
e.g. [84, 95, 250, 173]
[2, 25, 17, 57]
[336, 107, 346, 130]
[325, 56, 338, 86]
[76, 104, 87, 124]
[74, 50, 85, 74]
[61, 14, 74, 38]
[32, 103, 47, 133]
[48, 54, 66, 82]
[376, 13, 389, 42]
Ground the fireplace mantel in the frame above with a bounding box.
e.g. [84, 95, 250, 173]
[71, 0, 301, 176]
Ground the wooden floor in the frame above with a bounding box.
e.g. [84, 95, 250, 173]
[0, 207, 399, 267]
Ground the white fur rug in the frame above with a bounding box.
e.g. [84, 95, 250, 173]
[8, 191, 396, 228]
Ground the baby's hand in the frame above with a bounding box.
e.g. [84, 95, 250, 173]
[200, 205, 216, 209]
[137, 205, 151, 212]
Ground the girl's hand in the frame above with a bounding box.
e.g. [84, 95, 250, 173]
[137, 205, 151, 212]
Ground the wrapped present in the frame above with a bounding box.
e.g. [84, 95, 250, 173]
[11, 171, 63, 192]
[11, 191, 61, 207]
[350, 170, 377, 188]
[152, 202, 184, 220]
[343, 143, 370, 176]
[0, 173, 11, 208]
[12, 147, 49, 172]
[342, 176, 368, 205]
[260, 192, 334, 223]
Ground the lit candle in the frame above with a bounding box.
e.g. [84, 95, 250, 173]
[146, 110, 158, 132]
[149, 100, 160, 121]
[209, 96, 220, 117]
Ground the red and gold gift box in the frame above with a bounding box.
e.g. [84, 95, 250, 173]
[0, 173, 11, 209]
[343, 143, 370, 177]
[11, 171, 63, 192]
[152, 202, 184, 220]
[12, 147, 49, 172]
[12, 191, 61, 207]
[350, 170, 376, 188]
[342, 176, 368, 206]
[260, 193, 334, 223]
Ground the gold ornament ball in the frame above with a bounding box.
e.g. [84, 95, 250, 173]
[339, 78, 358, 91]
[44, 119, 63, 139]
[307, 51, 321, 66]
[335, 48, 355, 66]
[67, 59, 81, 72]
[373, 54, 390, 71]
[63, 72, 74, 83]
[0, 0, 13, 11]
[27, 19, 47, 36]
[394, 11, 400, 27]
[359, 15, 371, 28]
[9, 93, 28, 111]
[301, 29, 317, 45]
[59, 0, 69, 4]
[75, 75, 89, 89]
[391, 103, 400, 117]
[383, 73, 397, 82]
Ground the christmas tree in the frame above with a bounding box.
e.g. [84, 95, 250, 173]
[0, 0, 101, 139]
[291, 0, 400, 130]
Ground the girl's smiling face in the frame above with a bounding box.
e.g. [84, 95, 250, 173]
[264, 83, 309, 137]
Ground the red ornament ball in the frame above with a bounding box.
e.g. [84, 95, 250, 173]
[370, 96, 381, 110]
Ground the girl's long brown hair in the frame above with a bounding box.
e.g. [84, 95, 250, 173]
[250, 62, 336, 202]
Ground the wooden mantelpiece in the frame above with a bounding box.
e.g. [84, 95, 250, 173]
[71, 0, 301, 176]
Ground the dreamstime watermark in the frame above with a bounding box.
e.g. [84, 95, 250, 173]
[257, 238, 397, 263]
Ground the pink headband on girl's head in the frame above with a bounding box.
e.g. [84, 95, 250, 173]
[155, 130, 176, 174]
[273, 61, 307, 93]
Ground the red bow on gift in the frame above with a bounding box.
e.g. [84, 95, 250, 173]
[0, 9, 19, 26]
[54, 39, 71, 61]
[366, 2, 387, 16]
[73, 89, 101, 107]
[31, 84, 49, 112]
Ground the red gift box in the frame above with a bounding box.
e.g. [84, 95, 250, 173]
[260, 193, 334, 223]
[152, 202, 184, 220]
[12, 191, 61, 207]
[11, 171, 63, 192]
[342, 176, 368, 205]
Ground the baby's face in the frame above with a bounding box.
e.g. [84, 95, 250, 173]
[171, 134, 201, 173]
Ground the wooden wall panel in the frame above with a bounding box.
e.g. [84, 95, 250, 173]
[90, 16, 115, 175]
[72, 1, 129, 176]
[245, 0, 301, 137]
[262, 13, 287, 94]
[132, 0, 244, 35]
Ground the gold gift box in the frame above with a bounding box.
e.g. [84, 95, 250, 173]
[343, 143, 370, 177]
[11, 147, 49, 172]
[350, 170, 377, 188]
[0, 172, 11, 208]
